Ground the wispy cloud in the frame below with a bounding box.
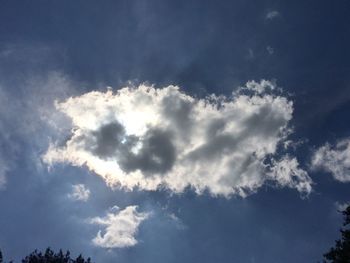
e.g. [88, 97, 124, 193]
[265, 10, 280, 20]
[167, 212, 186, 230]
[43, 80, 312, 197]
[89, 206, 150, 248]
[0, 43, 79, 188]
[335, 201, 350, 211]
[0, 157, 9, 189]
[266, 46, 274, 55]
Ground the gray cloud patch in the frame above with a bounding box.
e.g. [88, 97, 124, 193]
[119, 128, 176, 174]
[90, 122, 126, 159]
[161, 93, 194, 137]
[86, 122, 176, 175]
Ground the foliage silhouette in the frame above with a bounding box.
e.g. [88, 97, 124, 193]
[0, 248, 91, 263]
[323, 205, 350, 262]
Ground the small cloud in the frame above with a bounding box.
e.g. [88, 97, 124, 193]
[68, 184, 90, 202]
[283, 139, 307, 151]
[335, 201, 350, 212]
[311, 138, 350, 182]
[89, 205, 150, 249]
[266, 46, 274, 55]
[265, 10, 280, 20]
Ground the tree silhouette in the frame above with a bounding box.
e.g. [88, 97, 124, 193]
[323, 205, 350, 262]
[0, 248, 91, 263]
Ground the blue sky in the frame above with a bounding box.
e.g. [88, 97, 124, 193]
[0, 1, 349, 262]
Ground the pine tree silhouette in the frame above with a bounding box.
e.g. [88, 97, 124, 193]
[0, 248, 91, 263]
[323, 205, 350, 262]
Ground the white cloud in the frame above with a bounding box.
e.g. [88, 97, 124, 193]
[68, 184, 90, 202]
[265, 10, 280, 20]
[43, 80, 312, 197]
[90, 205, 150, 248]
[312, 139, 350, 182]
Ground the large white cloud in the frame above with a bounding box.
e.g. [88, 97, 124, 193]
[312, 138, 350, 182]
[43, 80, 312, 197]
[90, 206, 150, 248]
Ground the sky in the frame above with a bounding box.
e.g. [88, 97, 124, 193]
[0, 1, 349, 262]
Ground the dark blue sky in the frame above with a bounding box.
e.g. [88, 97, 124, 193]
[0, 1, 349, 262]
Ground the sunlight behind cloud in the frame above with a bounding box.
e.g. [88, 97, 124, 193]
[43, 80, 312, 197]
